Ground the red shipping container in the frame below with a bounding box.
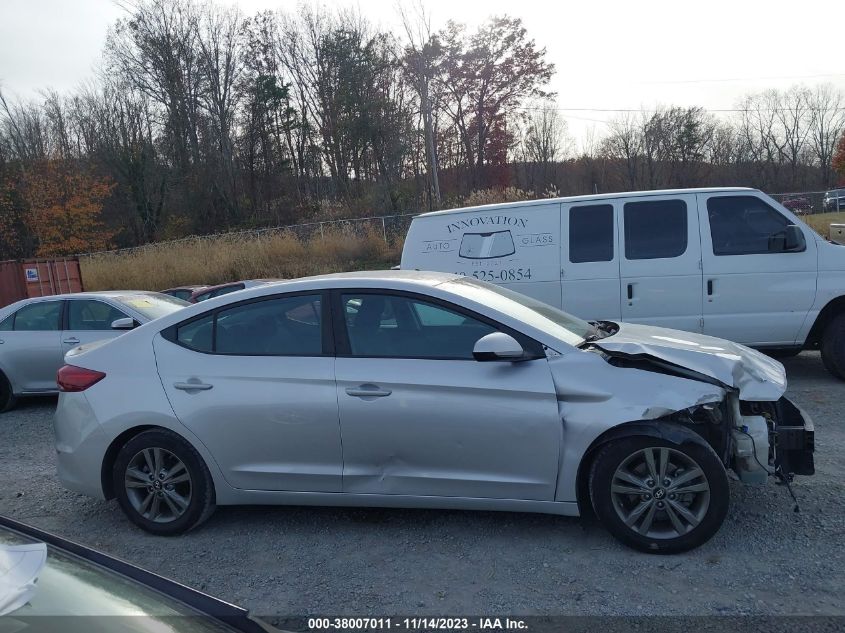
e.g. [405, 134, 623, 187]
[0, 258, 84, 308]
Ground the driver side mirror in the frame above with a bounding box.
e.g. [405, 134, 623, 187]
[768, 225, 805, 253]
[473, 332, 526, 362]
[111, 317, 137, 330]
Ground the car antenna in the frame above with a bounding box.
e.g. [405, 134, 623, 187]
[775, 466, 800, 513]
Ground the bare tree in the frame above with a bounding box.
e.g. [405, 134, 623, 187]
[808, 84, 845, 188]
[519, 100, 569, 192]
[399, 0, 441, 208]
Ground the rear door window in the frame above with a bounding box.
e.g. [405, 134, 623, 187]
[624, 199, 688, 260]
[569, 204, 614, 263]
[175, 294, 323, 356]
[10, 301, 62, 331]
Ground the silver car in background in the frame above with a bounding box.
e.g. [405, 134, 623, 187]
[0, 292, 187, 411]
[53, 271, 814, 553]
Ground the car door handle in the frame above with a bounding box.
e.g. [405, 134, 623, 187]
[345, 385, 392, 398]
[173, 381, 214, 391]
[63, 337, 80, 345]
[627, 283, 634, 300]
[707, 279, 714, 296]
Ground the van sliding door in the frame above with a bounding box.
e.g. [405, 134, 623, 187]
[618, 194, 703, 332]
[560, 202, 622, 321]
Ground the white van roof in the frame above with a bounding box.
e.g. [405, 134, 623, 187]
[415, 187, 759, 219]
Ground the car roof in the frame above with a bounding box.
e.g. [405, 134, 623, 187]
[7, 290, 164, 303]
[264, 269, 458, 289]
[177, 271, 459, 306]
[415, 186, 759, 219]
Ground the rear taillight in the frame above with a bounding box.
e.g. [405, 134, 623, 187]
[57, 365, 106, 392]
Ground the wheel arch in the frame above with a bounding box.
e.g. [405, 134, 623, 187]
[100, 425, 196, 500]
[574, 420, 716, 517]
[804, 296, 845, 348]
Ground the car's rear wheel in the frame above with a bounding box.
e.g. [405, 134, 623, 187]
[113, 429, 215, 535]
[821, 313, 845, 380]
[589, 436, 729, 554]
[0, 372, 17, 413]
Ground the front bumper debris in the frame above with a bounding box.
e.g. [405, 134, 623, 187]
[774, 397, 815, 477]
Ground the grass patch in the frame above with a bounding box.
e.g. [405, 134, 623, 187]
[81, 228, 403, 291]
[804, 212, 845, 238]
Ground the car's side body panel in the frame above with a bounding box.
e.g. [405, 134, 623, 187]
[335, 356, 561, 500]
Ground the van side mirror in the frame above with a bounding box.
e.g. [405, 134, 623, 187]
[111, 317, 137, 330]
[473, 332, 525, 361]
[768, 225, 805, 253]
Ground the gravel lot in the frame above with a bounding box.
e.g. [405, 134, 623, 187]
[1, 351, 843, 617]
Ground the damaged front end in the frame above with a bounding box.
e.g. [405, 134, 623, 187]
[596, 349, 815, 484]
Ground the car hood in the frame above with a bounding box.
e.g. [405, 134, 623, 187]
[591, 322, 786, 401]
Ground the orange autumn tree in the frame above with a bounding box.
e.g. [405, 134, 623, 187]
[24, 160, 115, 256]
[834, 133, 845, 186]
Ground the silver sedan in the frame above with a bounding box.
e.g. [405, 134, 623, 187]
[0, 291, 187, 411]
[53, 271, 814, 553]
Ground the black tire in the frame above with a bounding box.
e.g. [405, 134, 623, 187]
[0, 372, 17, 413]
[589, 435, 729, 554]
[821, 313, 845, 380]
[112, 429, 216, 536]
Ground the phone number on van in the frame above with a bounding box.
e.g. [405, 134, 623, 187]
[454, 268, 532, 282]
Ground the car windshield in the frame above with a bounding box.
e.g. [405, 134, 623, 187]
[114, 294, 189, 320]
[444, 276, 595, 346]
[0, 524, 230, 625]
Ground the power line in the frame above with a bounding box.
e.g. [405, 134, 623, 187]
[515, 105, 845, 115]
[639, 73, 845, 85]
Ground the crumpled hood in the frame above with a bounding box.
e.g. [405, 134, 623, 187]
[592, 322, 786, 401]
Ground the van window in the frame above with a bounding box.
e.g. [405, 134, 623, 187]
[707, 196, 799, 255]
[569, 204, 614, 263]
[624, 200, 687, 260]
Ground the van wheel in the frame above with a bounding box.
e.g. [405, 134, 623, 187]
[112, 429, 216, 536]
[0, 372, 17, 413]
[589, 436, 729, 554]
[821, 313, 845, 380]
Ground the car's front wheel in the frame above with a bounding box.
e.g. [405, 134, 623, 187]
[113, 429, 216, 535]
[589, 436, 729, 554]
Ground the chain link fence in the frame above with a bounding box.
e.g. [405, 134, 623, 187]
[769, 189, 845, 215]
[79, 212, 418, 260]
[79, 188, 845, 260]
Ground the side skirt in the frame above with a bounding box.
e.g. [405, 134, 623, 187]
[213, 489, 580, 517]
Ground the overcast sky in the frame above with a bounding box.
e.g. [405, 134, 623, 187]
[1, 0, 843, 143]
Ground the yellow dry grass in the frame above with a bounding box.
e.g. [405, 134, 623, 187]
[81, 228, 403, 291]
[804, 212, 845, 238]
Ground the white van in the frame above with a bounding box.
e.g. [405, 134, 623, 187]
[400, 187, 845, 378]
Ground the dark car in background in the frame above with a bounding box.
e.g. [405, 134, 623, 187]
[161, 285, 209, 301]
[824, 189, 845, 212]
[189, 280, 279, 303]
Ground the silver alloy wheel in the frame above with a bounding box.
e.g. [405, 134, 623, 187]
[124, 447, 192, 523]
[610, 447, 710, 539]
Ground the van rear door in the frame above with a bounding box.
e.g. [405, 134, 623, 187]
[401, 202, 562, 307]
[619, 193, 703, 332]
[560, 201, 621, 321]
[697, 192, 817, 346]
